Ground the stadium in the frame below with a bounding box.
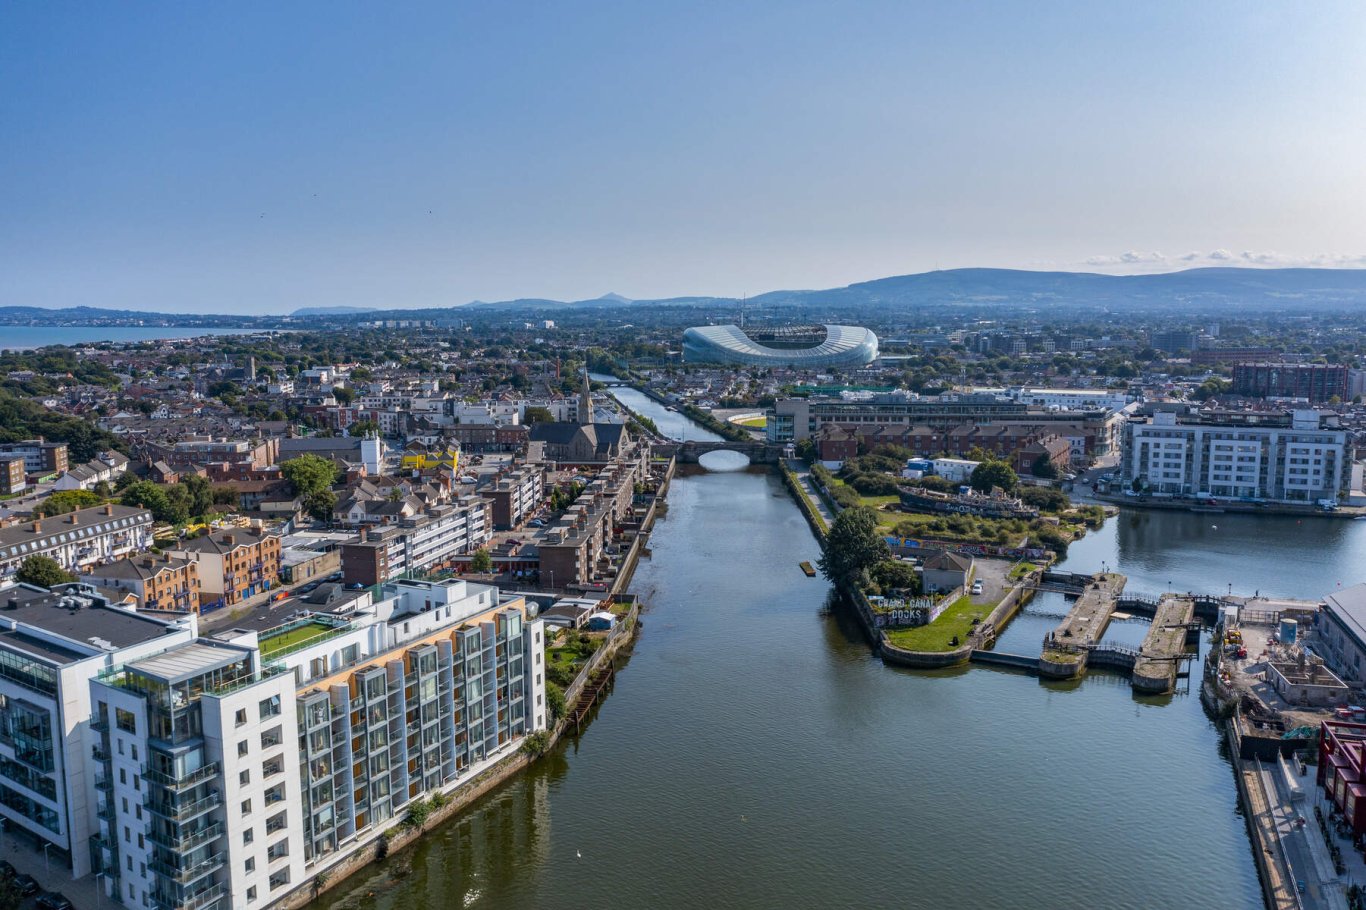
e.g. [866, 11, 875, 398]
[681, 324, 879, 367]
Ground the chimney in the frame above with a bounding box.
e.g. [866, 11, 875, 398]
[31, 519, 41, 533]
[69, 511, 79, 525]
[104, 504, 113, 516]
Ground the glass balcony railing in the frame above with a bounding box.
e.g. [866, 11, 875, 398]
[144, 762, 219, 792]
[149, 852, 224, 884]
[145, 791, 221, 823]
[147, 822, 222, 853]
[151, 881, 226, 910]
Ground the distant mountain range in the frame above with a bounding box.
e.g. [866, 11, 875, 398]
[4, 267, 1366, 324]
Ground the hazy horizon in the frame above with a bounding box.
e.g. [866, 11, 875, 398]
[4, 2, 1365, 314]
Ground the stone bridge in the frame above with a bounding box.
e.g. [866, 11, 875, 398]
[653, 440, 787, 465]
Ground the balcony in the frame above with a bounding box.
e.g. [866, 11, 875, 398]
[144, 762, 219, 792]
[151, 882, 226, 910]
[149, 852, 225, 884]
[148, 822, 222, 853]
[146, 790, 221, 823]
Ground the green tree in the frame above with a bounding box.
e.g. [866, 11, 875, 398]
[15, 554, 74, 587]
[469, 548, 493, 573]
[37, 489, 102, 516]
[281, 454, 339, 498]
[179, 473, 215, 518]
[121, 480, 173, 522]
[332, 385, 357, 405]
[1031, 454, 1060, 479]
[817, 507, 889, 587]
[523, 406, 554, 424]
[969, 460, 1018, 494]
[546, 681, 566, 722]
[0, 872, 22, 910]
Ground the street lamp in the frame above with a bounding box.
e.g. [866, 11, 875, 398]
[42, 841, 51, 875]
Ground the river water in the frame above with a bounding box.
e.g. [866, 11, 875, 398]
[314, 387, 1366, 910]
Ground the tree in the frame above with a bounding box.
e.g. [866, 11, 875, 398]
[180, 473, 214, 518]
[0, 873, 22, 910]
[546, 681, 566, 722]
[523, 406, 554, 424]
[1031, 453, 1060, 479]
[817, 507, 889, 587]
[121, 481, 173, 522]
[281, 454, 339, 497]
[15, 554, 74, 588]
[469, 547, 493, 573]
[332, 385, 356, 405]
[969, 460, 1018, 494]
[37, 489, 102, 516]
[869, 559, 921, 596]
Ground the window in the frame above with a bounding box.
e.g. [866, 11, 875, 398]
[115, 708, 136, 733]
[238, 740, 249, 757]
[243, 828, 254, 845]
[245, 857, 255, 873]
[240, 770, 250, 786]
[241, 799, 252, 816]
[261, 726, 283, 749]
[131, 744, 138, 761]
[235, 709, 247, 727]
[269, 870, 290, 891]
[247, 887, 257, 902]
[259, 695, 281, 719]
[265, 783, 285, 804]
[263, 757, 284, 778]
[265, 810, 287, 834]
[267, 839, 289, 861]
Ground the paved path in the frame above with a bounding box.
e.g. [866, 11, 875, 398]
[1, 826, 106, 909]
[787, 461, 835, 526]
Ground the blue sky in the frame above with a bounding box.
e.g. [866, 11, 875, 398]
[2, 1, 1365, 313]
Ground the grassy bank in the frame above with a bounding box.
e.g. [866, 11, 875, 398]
[883, 595, 982, 652]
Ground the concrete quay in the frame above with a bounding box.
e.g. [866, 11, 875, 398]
[1132, 595, 1197, 694]
[1039, 572, 1126, 678]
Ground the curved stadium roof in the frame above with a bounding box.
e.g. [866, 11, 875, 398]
[682, 324, 879, 367]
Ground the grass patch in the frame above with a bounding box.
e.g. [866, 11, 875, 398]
[1008, 562, 1039, 580]
[260, 620, 337, 658]
[883, 595, 983, 652]
[737, 416, 767, 428]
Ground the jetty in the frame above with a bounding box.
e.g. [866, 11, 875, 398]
[1132, 595, 1198, 693]
[1038, 572, 1126, 678]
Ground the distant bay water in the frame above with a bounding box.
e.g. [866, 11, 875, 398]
[1, 325, 273, 350]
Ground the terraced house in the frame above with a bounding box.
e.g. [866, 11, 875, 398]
[81, 554, 202, 613]
[170, 528, 282, 611]
[0, 505, 154, 581]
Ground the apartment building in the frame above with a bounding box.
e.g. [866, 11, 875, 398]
[86, 577, 545, 909]
[141, 438, 280, 483]
[0, 505, 154, 581]
[484, 465, 544, 530]
[1120, 408, 1349, 503]
[767, 393, 1038, 442]
[340, 499, 491, 587]
[81, 553, 202, 613]
[170, 528, 282, 610]
[0, 457, 25, 495]
[1232, 362, 1349, 405]
[0, 583, 196, 878]
[0, 439, 69, 477]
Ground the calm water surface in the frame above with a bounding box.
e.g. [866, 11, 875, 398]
[2, 325, 265, 349]
[313, 392, 1366, 910]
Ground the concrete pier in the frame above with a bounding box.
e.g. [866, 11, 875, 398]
[1131, 595, 1196, 694]
[1039, 572, 1126, 678]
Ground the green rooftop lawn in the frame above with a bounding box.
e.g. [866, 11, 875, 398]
[260, 621, 336, 657]
[883, 595, 984, 652]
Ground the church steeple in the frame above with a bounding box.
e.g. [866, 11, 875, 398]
[579, 370, 593, 425]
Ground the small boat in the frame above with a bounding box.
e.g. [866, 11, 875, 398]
[799, 561, 816, 577]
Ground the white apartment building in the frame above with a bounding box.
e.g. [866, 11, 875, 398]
[87, 577, 545, 910]
[1121, 408, 1349, 503]
[978, 387, 1131, 413]
[0, 505, 155, 581]
[0, 583, 196, 878]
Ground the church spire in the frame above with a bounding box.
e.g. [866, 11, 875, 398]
[579, 369, 593, 425]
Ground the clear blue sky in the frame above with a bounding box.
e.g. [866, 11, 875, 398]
[2, 1, 1364, 313]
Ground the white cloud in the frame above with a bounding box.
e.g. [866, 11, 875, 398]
[1077, 249, 1366, 273]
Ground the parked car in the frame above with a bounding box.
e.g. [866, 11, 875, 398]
[529, 519, 546, 528]
[14, 874, 38, 896]
[970, 580, 984, 596]
[38, 893, 74, 910]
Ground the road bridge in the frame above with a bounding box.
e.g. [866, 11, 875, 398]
[653, 440, 787, 465]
